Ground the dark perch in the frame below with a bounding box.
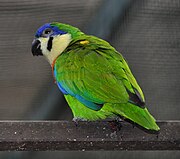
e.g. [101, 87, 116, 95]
[0, 121, 179, 151]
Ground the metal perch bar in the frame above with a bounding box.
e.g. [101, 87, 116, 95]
[0, 120, 179, 151]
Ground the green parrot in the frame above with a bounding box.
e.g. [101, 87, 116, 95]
[32, 22, 160, 131]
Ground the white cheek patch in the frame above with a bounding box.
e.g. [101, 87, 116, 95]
[38, 37, 50, 56]
[38, 34, 72, 65]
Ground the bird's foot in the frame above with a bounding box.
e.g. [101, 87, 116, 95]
[72, 117, 87, 127]
[156, 134, 159, 139]
[108, 119, 122, 132]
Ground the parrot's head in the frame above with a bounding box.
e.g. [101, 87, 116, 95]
[31, 22, 83, 64]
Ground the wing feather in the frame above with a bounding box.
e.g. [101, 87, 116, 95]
[55, 35, 145, 109]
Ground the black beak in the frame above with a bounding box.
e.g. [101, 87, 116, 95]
[31, 39, 43, 56]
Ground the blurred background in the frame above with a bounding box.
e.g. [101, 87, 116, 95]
[0, 0, 180, 158]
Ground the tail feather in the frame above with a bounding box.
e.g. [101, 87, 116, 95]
[113, 103, 160, 131]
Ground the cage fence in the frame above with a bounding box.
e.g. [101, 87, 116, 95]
[0, 0, 180, 158]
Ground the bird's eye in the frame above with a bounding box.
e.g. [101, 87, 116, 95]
[42, 28, 53, 37]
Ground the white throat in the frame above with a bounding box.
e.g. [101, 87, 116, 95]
[39, 34, 72, 65]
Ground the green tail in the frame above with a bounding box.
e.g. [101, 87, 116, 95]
[113, 103, 160, 131]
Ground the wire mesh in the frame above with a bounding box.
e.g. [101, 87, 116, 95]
[0, 0, 180, 158]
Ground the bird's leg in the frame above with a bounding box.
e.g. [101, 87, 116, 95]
[72, 117, 79, 127]
[132, 121, 135, 128]
[72, 117, 87, 127]
[108, 117, 123, 132]
[156, 134, 159, 139]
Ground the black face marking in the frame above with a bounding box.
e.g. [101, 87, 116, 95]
[126, 88, 145, 108]
[31, 39, 43, 56]
[47, 37, 53, 51]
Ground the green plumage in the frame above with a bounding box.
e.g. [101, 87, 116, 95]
[53, 23, 159, 131]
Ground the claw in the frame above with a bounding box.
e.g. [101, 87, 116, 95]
[108, 120, 122, 132]
[72, 117, 87, 127]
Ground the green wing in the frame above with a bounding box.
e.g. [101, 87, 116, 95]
[55, 35, 159, 131]
[55, 35, 144, 107]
